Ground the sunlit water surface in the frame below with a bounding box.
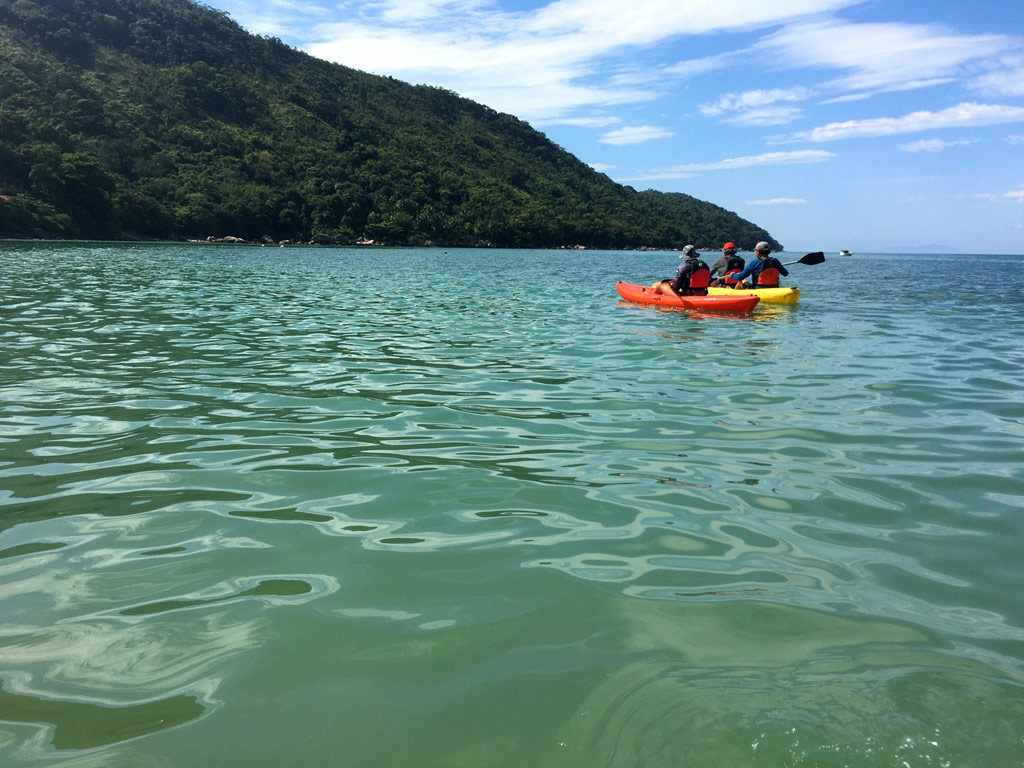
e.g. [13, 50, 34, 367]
[1, 243, 1022, 766]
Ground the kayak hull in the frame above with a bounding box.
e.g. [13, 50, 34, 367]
[707, 286, 800, 305]
[616, 282, 760, 312]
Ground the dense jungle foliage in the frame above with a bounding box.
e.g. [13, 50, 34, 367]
[0, 0, 782, 249]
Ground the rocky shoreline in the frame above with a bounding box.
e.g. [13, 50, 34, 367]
[188, 234, 688, 250]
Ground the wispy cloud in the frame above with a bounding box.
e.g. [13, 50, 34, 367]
[516, 0, 860, 42]
[700, 87, 814, 126]
[794, 103, 1024, 142]
[899, 138, 975, 152]
[622, 150, 835, 180]
[294, 0, 862, 120]
[747, 198, 808, 205]
[375, 0, 483, 24]
[977, 185, 1024, 203]
[534, 115, 622, 128]
[218, 0, 1024, 145]
[212, 0, 330, 37]
[764, 21, 1013, 100]
[663, 53, 734, 78]
[972, 56, 1024, 98]
[600, 126, 675, 145]
[701, 88, 813, 115]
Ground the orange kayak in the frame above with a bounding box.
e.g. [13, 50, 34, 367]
[615, 282, 760, 312]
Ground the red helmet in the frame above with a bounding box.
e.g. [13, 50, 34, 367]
[723, 242, 736, 251]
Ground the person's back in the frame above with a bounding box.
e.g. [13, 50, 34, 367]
[734, 242, 788, 288]
[674, 252, 711, 295]
[710, 242, 745, 287]
[651, 245, 710, 296]
[754, 255, 787, 287]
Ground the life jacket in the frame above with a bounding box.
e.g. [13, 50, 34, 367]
[757, 267, 780, 286]
[689, 263, 710, 288]
[723, 269, 741, 286]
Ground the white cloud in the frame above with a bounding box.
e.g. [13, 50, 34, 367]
[589, 163, 615, 173]
[679, 150, 835, 170]
[211, 0, 330, 37]
[765, 21, 1012, 100]
[795, 103, 1024, 142]
[663, 53, 734, 78]
[623, 150, 835, 180]
[702, 88, 813, 116]
[299, 0, 861, 120]
[972, 56, 1024, 97]
[534, 115, 622, 128]
[747, 198, 808, 205]
[519, 0, 859, 42]
[700, 87, 812, 125]
[600, 126, 675, 145]
[304, 20, 660, 119]
[722, 106, 807, 126]
[978, 186, 1024, 203]
[1006, 134, 1024, 145]
[375, 0, 482, 23]
[899, 138, 975, 152]
[220, 0, 1024, 138]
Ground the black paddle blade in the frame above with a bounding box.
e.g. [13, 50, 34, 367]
[800, 251, 825, 265]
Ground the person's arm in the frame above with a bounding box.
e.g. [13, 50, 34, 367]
[733, 261, 755, 281]
[735, 259, 763, 287]
[778, 262, 790, 277]
[709, 257, 727, 277]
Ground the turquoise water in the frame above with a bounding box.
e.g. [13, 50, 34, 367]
[1, 242, 1022, 766]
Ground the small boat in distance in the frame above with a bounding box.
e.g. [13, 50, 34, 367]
[840, 249, 852, 256]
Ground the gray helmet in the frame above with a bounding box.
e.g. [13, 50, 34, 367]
[755, 241, 770, 253]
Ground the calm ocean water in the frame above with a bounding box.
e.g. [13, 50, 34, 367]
[1, 242, 1022, 767]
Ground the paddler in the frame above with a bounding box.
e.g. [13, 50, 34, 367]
[709, 241, 745, 287]
[731, 241, 788, 288]
[651, 245, 711, 296]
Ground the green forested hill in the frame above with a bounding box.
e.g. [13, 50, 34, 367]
[0, 0, 782, 249]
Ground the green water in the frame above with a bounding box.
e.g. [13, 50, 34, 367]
[1, 242, 1022, 766]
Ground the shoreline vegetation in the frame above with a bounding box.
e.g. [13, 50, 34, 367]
[0, 0, 781, 252]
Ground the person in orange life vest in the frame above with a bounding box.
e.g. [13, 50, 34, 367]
[709, 241, 745, 287]
[731, 241, 788, 288]
[651, 245, 711, 296]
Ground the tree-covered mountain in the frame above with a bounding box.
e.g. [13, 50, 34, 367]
[0, 0, 782, 249]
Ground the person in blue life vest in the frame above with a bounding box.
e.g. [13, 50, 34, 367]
[709, 241, 745, 287]
[730, 241, 788, 288]
[651, 244, 711, 296]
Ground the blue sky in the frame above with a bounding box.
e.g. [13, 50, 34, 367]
[206, 0, 1024, 254]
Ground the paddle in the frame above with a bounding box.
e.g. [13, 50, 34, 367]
[781, 251, 825, 266]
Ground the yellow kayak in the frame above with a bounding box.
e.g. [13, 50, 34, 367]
[708, 286, 800, 305]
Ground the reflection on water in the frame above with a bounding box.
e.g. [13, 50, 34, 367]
[1, 244, 1023, 764]
[0, 682, 205, 751]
